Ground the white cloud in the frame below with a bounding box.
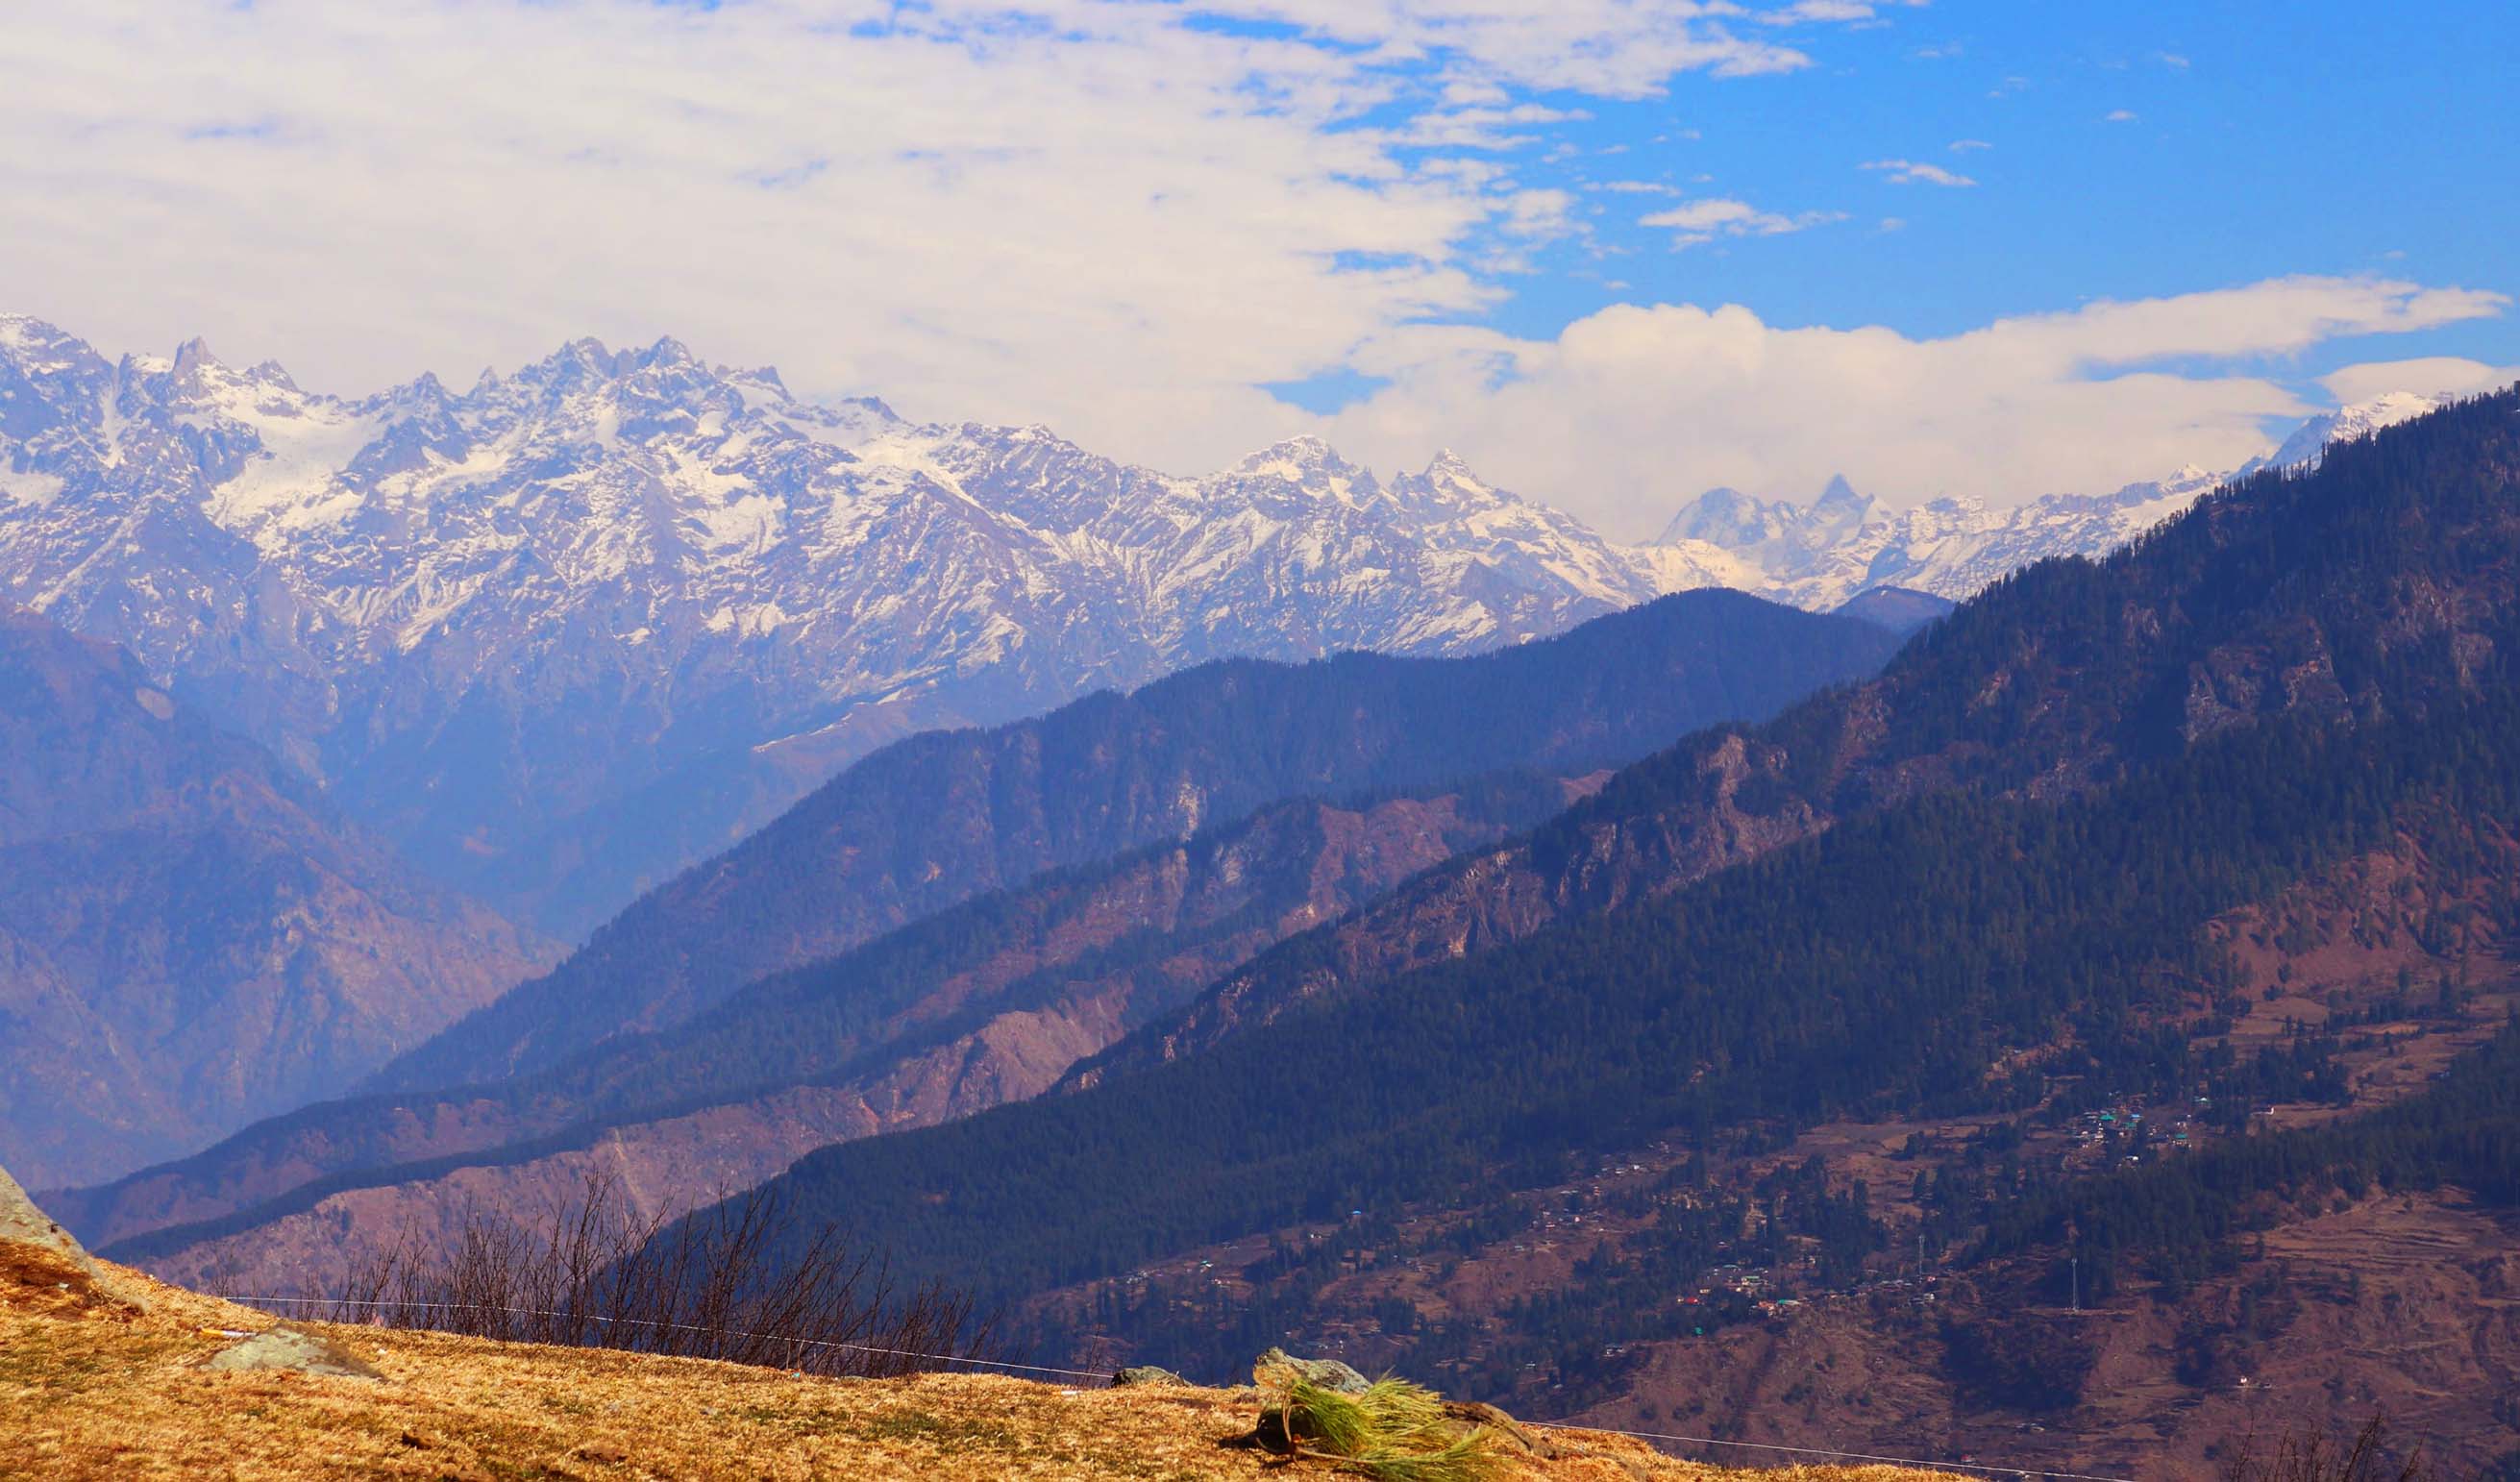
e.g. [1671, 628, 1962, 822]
[2320, 357, 2520, 405]
[1949, 138, 1992, 152]
[1763, 0, 1868, 19]
[1321, 277, 2508, 536]
[1642, 198, 1846, 247]
[1180, 0, 1818, 93]
[0, 0, 1906, 474]
[1864, 159, 1978, 186]
[2105, 109, 2139, 122]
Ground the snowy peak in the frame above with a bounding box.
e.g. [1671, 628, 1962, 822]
[1810, 474, 1874, 525]
[2271, 391, 2452, 471]
[1631, 390, 2473, 611]
[1655, 486, 1791, 551]
[0, 316, 1674, 936]
[1224, 434, 1378, 497]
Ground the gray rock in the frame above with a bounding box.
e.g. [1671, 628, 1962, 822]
[0, 1161, 94, 1276]
[204, 1323, 386, 1380]
[1112, 1365, 1189, 1388]
[1255, 1346, 1371, 1396]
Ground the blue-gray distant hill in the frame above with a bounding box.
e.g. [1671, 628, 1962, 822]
[368, 587, 1899, 1093]
[65, 587, 1896, 1257]
[0, 606, 551, 1189]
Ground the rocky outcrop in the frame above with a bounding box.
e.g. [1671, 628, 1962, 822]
[1, 1161, 91, 1275]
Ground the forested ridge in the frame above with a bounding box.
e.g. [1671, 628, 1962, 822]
[1068, 389, 2520, 1089]
[738, 688, 2520, 1309]
[70, 588, 1890, 1253]
[696, 390, 2520, 1344]
[370, 586, 1897, 1092]
[86, 770, 1568, 1259]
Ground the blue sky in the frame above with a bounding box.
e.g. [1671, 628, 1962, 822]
[3, 1, 2512, 534]
[1454, 3, 2517, 366]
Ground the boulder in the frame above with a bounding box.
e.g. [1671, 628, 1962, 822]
[1253, 1346, 1371, 1395]
[1112, 1365, 1189, 1388]
[204, 1322, 386, 1380]
[0, 1160, 95, 1276]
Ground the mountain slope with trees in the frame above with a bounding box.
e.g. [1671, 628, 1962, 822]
[70, 776, 1567, 1261]
[367, 589, 1897, 1094]
[692, 389, 2520, 1369]
[62, 592, 1892, 1260]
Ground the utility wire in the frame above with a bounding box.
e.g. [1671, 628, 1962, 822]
[210, 1292, 2142, 1480]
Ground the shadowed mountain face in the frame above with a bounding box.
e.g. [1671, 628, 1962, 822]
[1832, 584, 1954, 635]
[681, 390, 2520, 1386]
[361, 588, 1900, 1096]
[77, 777, 1575, 1279]
[0, 606, 554, 1190]
[61, 589, 1898, 1258]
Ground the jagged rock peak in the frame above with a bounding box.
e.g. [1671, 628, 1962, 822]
[1656, 485, 1789, 550]
[1811, 473, 1872, 516]
[2271, 391, 2453, 470]
[1228, 434, 1372, 488]
[170, 336, 219, 378]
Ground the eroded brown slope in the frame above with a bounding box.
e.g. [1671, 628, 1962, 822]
[84, 783, 1582, 1280]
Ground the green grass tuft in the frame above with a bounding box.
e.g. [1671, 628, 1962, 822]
[1257, 1368, 1503, 1482]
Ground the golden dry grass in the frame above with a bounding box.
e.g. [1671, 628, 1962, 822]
[0, 1248, 1964, 1481]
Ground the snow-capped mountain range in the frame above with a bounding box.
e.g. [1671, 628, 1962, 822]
[0, 311, 2450, 935]
[1643, 387, 2452, 612]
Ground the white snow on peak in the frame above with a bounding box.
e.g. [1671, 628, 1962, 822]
[1630, 391, 2461, 609]
[0, 310, 2478, 934]
[2270, 391, 2451, 471]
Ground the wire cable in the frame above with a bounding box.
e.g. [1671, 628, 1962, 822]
[208, 1292, 2142, 1478]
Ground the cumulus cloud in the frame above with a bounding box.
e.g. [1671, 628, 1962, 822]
[1320, 277, 2508, 537]
[1758, 0, 1921, 22]
[1864, 159, 1977, 186]
[0, 0, 1890, 473]
[1642, 198, 1846, 247]
[4, 2, 2505, 530]
[2320, 357, 2520, 405]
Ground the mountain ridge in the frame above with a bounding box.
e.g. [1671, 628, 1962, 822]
[701, 386, 2520, 1318]
[3, 312, 2437, 938]
[0, 315, 1710, 936]
[59, 589, 1896, 1260]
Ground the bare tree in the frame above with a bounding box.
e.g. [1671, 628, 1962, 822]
[2218, 1414, 2432, 1482]
[320, 1170, 996, 1379]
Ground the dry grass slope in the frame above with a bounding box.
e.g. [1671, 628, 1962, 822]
[0, 1247, 1965, 1482]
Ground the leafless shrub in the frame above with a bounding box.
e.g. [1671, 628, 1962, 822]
[313, 1170, 996, 1378]
[2218, 1413, 2433, 1482]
